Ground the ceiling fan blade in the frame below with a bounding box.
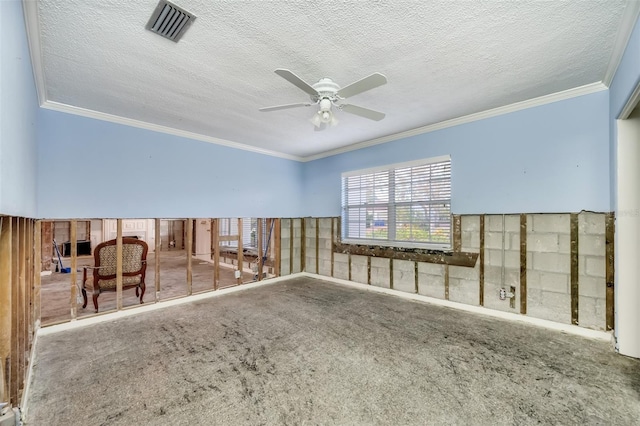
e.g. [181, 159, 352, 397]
[341, 104, 386, 121]
[274, 69, 319, 96]
[337, 73, 387, 98]
[259, 102, 312, 112]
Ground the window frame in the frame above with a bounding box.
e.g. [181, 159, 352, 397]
[341, 155, 452, 251]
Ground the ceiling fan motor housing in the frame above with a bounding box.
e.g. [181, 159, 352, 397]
[312, 78, 340, 103]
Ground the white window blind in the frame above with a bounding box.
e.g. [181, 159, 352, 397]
[341, 156, 451, 249]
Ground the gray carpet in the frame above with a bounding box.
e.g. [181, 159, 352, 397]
[26, 276, 640, 425]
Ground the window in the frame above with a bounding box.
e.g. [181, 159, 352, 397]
[341, 156, 451, 249]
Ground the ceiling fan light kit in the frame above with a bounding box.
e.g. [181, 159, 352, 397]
[260, 69, 387, 130]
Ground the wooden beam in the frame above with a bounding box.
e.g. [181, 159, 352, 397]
[444, 265, 449, 300]
[520, 214, 527, 315]
[367, 256, 371, 285]
[333, 242, 479, 267]
[479, 215, 485, 306]
[116, 219, 123, 310]
[300, 218, 306, 272]
[0, 217, 11, 403]
[155, 218, 161, 302]
[570, 213, 579, 325]
[186, 219, 193, 294]
[389, 259, 394, 290]
[257, 219, 264, 281]
[274, 219, 281, 277]
[414, 261, 419, 294]
[605, 212, 615, 331]
[289, 219, 294, 274]
[237, 218, 243, 284]
[18, 219, 26, 399]
[34, 221, 42, 329]
[70, 220, 77, 319]
[212, 219, 219, 290]
[315, 218, 319, 274]
[10, 217, 19, 404]
[330, 218, 335, 278]
[218, 235, 239, 242]
[453, 215, 462, 252]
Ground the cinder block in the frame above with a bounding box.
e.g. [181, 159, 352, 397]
[585, 256, 605, 278]
[527, 290, 571, 324]
[527, 233, 559, 252]
[393, 260, 415, 293]
[370, 257, 391, 288]
[461, 216, 480, 232]
[417, 262, 444, 275]
[449, 264, 479, 281]
[333, 253, 349, 280]
[578, 296, 605, 330]
[527, 269, 569, 293]
[461, 231, 480, 252]
[417, 267, 445, 298]
[280, 254, 291, 276]
[448, 278, 480, 305]
[579, 235, 605, 257]
[532, 252, 570, 274]
[532, 214, 570, 234]
[350, 255, 368, 284]
[504, 215, 521, 233]
[578, 212, 605, 235]
[578, 275, 605, 298]
[487, 249, 520, 268]
[318, 218, 332, 238]
[558, 234, 571, 254]
[486, 215, 505, 232]
[318, 259, 332, 277]
[281, 224, 290, 239]
[485, 231, 507, 250]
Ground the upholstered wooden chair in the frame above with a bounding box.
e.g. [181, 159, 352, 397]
[81, 238, 148, 312]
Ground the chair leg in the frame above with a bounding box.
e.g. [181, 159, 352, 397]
[139, 283, 145, 304]
[92, 293, 99, 313]
[81, 287, 88, 309]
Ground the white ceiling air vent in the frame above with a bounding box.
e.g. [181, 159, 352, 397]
[146, 0, 195, 42]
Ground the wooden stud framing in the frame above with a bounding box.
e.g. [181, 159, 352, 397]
[444, 265, 449, 300]
[479, 215, 485, 306]
[453, 215, 462, 252]
[570, 213, 579, 325]
[367, 256, 372, 285]
[34, 221, 42, 329]
[0, 217, 10, 403]
[155, 218, 161, 302]
[257, 219, 264, 281]
[348, 253, 352, 281]
[18, 218, 26, 397]
[116, 219, 123, 311]
[274, 219, 281, 277]
[389, 259, 394, 290]
[315, 218, 319, 274]
[212, 219, 219, 289]
[519, 214, 527, 315]
[70, 220, 77, 319]
[289, 219, 294, 274]
[330, 218, 335, 277]
[301, 218, 306, 272]
[237, 218, 243, 284]
[414, 261, 419, 294]
[10, 217, 18, 404]
[605, 212, 615, 331]
[186, 219, 193, 294]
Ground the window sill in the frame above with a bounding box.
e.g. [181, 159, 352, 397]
[333, 241, 478, 267]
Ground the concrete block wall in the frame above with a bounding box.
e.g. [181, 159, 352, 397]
[287, 212, 611, 332]
[280, 219, 291, 276]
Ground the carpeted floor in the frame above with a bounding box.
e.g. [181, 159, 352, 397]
[25, 276, 640, 425]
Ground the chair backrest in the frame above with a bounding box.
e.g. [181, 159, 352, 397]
[93, 238, 148, 279]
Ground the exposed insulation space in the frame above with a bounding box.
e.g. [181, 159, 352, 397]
[284, 212, 613, 332]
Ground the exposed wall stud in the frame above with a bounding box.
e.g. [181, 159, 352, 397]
[367, 256, 372, 285]
[444, 265, 449, 300]
[570, 213, 579, 325]
[315, 218, 319, 274]
[10, 218, 18, 404]
[185, 219, 193, 293]
[155, 218, 161, 302]
[70, 220, 77, 319]
[257, 219, 264, 281]
[116, 219, 123, 310]
[274, 219, 281, 277]
[605, 212, 615, 331]
[453, 215, 462, 252]
[330, 218, 335, 277]
[414, 261, 419, 293]
[300, 218, 306, 272]
[289, 219, 293, 274]
[389, 259, 394, 290]
[520, 214, 527, 315]
[213, 218, 220, 289]
[479, 215, 485, 306]
[237, 218, 243, 284]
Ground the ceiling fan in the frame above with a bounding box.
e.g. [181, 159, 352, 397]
[259, 69, 387, 130]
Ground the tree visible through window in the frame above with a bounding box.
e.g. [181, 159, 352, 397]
[341, 156, 451, 249]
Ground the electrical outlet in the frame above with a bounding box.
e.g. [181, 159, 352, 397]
[234, 270, 241, 279]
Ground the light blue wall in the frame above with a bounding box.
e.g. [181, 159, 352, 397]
[303, 91, 610, 216]
[37, 110, 304, 218]
[610, 14, 640, 210]
[0, 0, 38, 217]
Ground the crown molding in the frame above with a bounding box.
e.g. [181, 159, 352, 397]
[618, 80, 640, 119]
[301, 82, 608, 162]
[41, 101, 303, 161]
[603, 0, 640, 87]
[22, 0, 47, 105]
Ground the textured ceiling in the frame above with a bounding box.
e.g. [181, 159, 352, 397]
[30, 0, 632, 159]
